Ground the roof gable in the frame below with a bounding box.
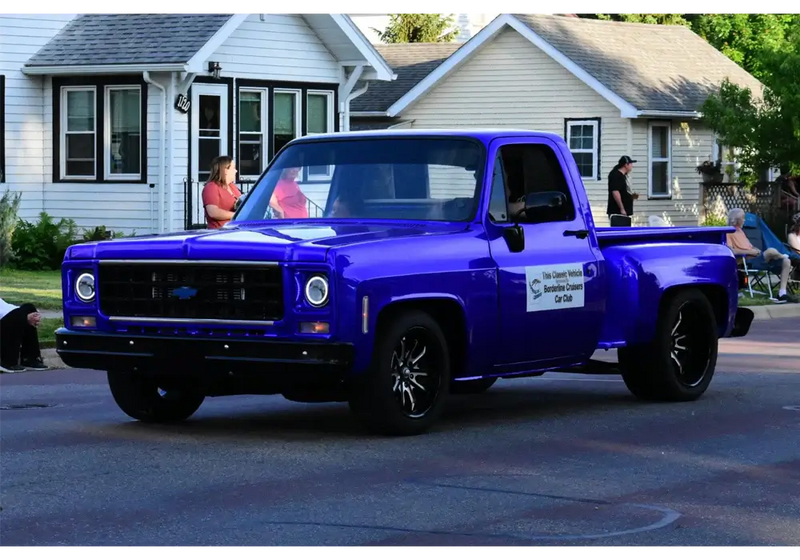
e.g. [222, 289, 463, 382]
[351, 43, 462, 113]
[22, 14, 395, 82]
[512, 14, 764, 114]
[25, 14, 235, 67]
[384, 14, 764, 118]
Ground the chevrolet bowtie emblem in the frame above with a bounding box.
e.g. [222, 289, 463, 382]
[173, 286, 198, 300]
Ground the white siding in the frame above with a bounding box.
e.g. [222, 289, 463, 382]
[2, 14, 352, 234]
[1, 15, 159, 236]
[183, 14, 342, 228]
[210, 15, 340, 83]
[43, 77, 161, 236]
[0, 15, 74, 221]
[401, 27, 709, 226]
[629, 120, 714, 226]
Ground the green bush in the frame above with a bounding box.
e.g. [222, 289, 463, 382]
[702, 214, 728, 227]
[82, 225, 119, 242]
[11, 212, 78, 270]
[0, 189, 22, 269]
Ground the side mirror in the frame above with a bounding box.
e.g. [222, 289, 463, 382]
[514, 191, 568, 225]
[502, 191, 568, 253]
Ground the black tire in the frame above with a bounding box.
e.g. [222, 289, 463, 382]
[618, 288, 718, 402]
[107, 371, 205, 423]
[451, 377, 497, 395]
[348, 310, 450, 436]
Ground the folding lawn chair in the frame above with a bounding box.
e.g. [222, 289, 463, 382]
[740, 212, 800, 298]
[785, 242, 800, 295]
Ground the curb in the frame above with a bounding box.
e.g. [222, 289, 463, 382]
[42, 348, 66, 370]
[745, 302, 800, 320]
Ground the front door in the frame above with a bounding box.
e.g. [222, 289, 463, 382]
[190, 83, 229, 227]
[485, 136, 606, 371]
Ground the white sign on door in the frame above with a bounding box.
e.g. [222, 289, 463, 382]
[525, 262, 586, 312]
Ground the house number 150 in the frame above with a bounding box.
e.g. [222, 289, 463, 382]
[175, 94, 191, 114]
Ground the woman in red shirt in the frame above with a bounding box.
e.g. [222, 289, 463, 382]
[269, 167, 308, 219]
[202, 156, 241, 229]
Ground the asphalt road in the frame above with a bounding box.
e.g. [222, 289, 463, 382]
[1, 318, 798, 546]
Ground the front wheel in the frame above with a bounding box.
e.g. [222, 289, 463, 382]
[107, 371, 205, 423]
[348, 310, 450, 436]
[619, 289, 719, 402]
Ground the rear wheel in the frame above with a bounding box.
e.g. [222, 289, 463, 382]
[348, 310, 450, 436]
[619, 289, 718, 401]
[107, 371, 205, 423]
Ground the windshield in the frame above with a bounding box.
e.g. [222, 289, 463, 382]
[233, 137, 485, 223]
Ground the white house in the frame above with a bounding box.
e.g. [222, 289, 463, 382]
[351, 14, 766, 226]
[0, 14, 395, 234]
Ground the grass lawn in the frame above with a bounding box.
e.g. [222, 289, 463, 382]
[0, 268, 62, 310]
[38, 317, 64, 349]
[739, 294, 775, 306]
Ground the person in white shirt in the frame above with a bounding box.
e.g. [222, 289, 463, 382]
[0, 298, 46, 372]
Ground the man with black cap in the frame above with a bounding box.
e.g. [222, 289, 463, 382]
[607, 155, 639, 226]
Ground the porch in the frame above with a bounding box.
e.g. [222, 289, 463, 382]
[16, 14, 395, 235]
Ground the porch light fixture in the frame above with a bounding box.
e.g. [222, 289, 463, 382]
[208, 61, 222, 79]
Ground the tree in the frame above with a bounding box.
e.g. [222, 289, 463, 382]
[690, 14, 800, 83]
[700, 29, 800, 180]
[578, 14, 690, 26]
[375, 14, 459, 43]
[0, 189, 22, 269]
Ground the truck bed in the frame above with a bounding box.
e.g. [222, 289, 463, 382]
[594, 226, 734, 248]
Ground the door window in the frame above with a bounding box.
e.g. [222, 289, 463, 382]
[198, 94, 222, 183]
[488, 143, 576, 224]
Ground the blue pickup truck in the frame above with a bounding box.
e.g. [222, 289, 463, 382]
[55, 129, 752, 435]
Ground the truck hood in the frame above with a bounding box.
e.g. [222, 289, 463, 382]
[67, 222, 467, 263]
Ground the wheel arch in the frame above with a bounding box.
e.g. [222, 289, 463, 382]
[375, 296, 469, 380]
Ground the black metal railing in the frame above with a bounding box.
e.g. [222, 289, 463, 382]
[98, 262, 284, 322]
[184, 177, 326, 230]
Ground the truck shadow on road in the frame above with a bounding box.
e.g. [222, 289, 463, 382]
[107, 382, 673, 441]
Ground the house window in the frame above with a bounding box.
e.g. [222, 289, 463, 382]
[238, 88, 268, 178]
[62, 87, 96, 179]
[712, 138, 742, 182]
[1, 75, 5, 183]
[565, 119, 600, 180]
[273, 89, 301, 156]
[105, 86, 141, 179]
[54, 77, 147, 183]
[305, 90, 334, 181]
[649, 121, 672, 198]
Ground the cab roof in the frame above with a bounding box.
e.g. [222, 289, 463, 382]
[289, 128, 564, 145]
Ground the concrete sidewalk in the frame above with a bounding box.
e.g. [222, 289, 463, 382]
[38, 310, 62, 319]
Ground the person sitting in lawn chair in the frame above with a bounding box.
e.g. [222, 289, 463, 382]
[788, 212, 800, 254]
[786, 213, 800, 294]
[0, 298, 47, 372]
[726, 208, 797, 303]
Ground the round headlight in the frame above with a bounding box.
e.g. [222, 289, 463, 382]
[304, 275, 329, 307]
[75, 272, 95, 302]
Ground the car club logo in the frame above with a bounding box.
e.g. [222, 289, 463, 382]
[528, 277, 542, 300]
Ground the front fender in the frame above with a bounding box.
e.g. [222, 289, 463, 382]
[599, 242, 739, 346]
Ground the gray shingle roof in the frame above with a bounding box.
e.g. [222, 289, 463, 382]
[512, 14, 764, 113]
[351, 43, 463, 113]
[25, 14, 233, 67]
[350, 117, 403, 131]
